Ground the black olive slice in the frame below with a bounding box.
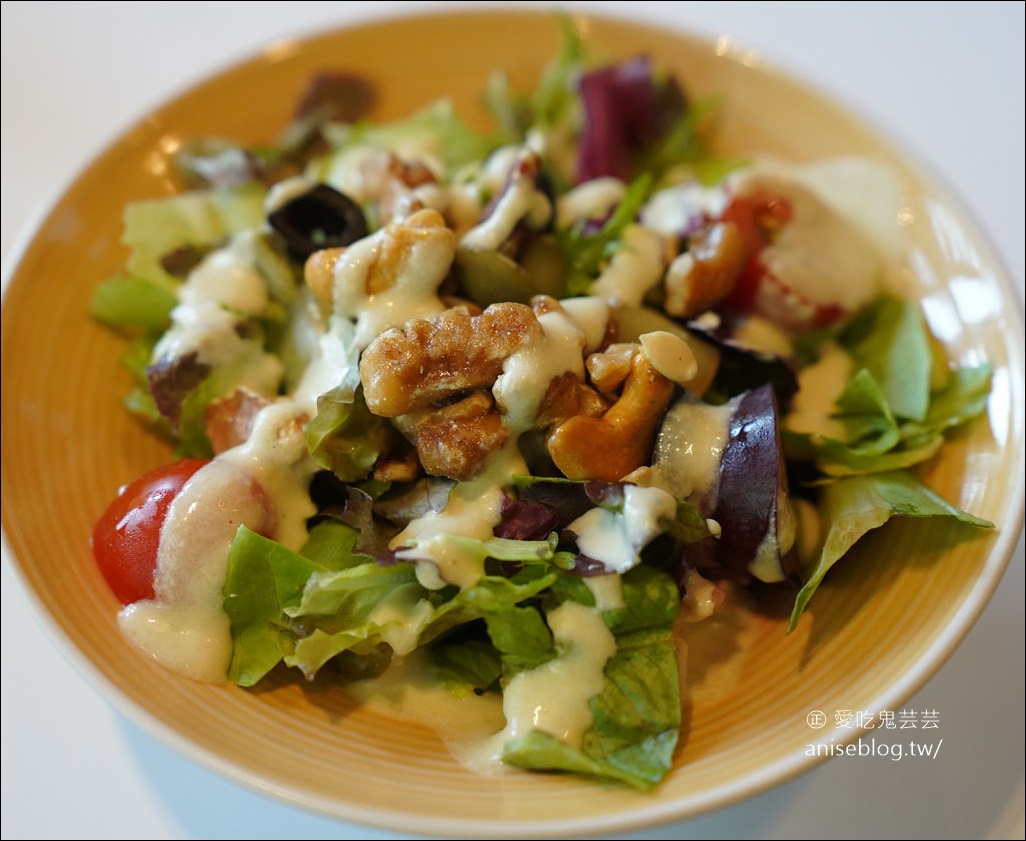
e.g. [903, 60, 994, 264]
[268, 184, 368, 262]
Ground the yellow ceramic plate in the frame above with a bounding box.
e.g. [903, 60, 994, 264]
[2, 10, 1023, 839]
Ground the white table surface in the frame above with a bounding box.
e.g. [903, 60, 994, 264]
[2, 2, 1023, 839]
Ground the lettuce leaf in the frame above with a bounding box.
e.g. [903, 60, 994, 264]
[223, 524, 338, 686]
[304, 385, 393, 482]
[558, 173, 653, 297]
[839, 296, 932, 423]
[89, 274, 177, 333]
[788, 471, 994, 632]
[122, 182, 266, 289]
[315, 99, 494, 181]
[431, 639, 503, 694]
[502, 567, 681, 790]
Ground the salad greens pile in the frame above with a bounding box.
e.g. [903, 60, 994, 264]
[90, 20, 993, 789]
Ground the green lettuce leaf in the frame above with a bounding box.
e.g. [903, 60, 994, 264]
[479, 14, 585, 146]
[788, 471, 994, 632]
[902, 363, 993, 441]
[784, 352, 990, 478]
[603, 564, 681, 635]
[831, 367, 901, 454]
[304, 385, 393, 482]
[122, 182, 266, 288]
[502, 623, 680, 790]
[90, 274, 178, 333]
[558, 173, 653, 297]
[839, 296, 932, 423]
[432, 639, 503, 695]
[285, 572, 429, 677]
[223, 525, 331, 686]
[501, 565, 681, 789]
[418, 570, 559, 649]
[315, 99, 494, 181]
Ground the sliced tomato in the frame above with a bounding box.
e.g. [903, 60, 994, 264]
[91, 459, 210, 605]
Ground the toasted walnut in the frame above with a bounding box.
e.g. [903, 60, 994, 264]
[547, 351, 675, 482]
[372, 440, 423, 484]
[664, 221, 747, 318]
[439, 295, 483, 317]
[393, 391, 510, 481]
[360, 302, 543, 417]
[586, 343, 638, 395]
[303, 207, 454, 348]
[530, 294, 561, 316]
[360, 151, 440, 222]
[533, 371, 609, 428]
[205, 387, 272, 454]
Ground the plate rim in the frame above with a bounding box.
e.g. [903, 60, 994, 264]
[2, 7, 1024, 838]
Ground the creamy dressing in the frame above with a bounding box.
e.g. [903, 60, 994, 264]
[558, 296, 611, 353]
[472, 599, 617, 766]
[654, 398, 734, 503]
[493, 308, 587, 432]
[330, 223, 451, 349]
[679, 567, 720, 623]
[555, 177, 626, 227]
[368, 594, 436, 657]
[568, 485, 678, 573]
[392, 442, 528, 589]
[153, 233, 280, 374]
[729, 316, 794, 359]
[459, 150, 551, 252]
[640, 181, 729, 235]
[585, 573, 625, 612]
[784, 341, 854, 439]
[344, 647, 508, 774]
[749, 489, 795, 584]
[179, 232, 271, 315]
[290, 315, 360, 409]
[120, 402, 317, 683]
[589, 223, 666, 307]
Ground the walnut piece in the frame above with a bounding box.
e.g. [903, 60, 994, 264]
[393, 391, 510, 481]
[303, 207, 453, 346]
[205, 387, 272, 454]
[546, 349, 675, 482]
[359, 302, 543, 417]
[664, 221, 747, 318]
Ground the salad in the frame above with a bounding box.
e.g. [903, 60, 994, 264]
[89, 24, 994, 791]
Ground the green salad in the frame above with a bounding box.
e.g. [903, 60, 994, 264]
[89, 23, 994, 790]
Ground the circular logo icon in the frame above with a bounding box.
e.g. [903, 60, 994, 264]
[807, 710, 827, 729]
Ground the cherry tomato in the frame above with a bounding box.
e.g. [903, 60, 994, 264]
[91, 459, 210, 605]
[720, 190, 847, 331]
[720, 190, 793, 313]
